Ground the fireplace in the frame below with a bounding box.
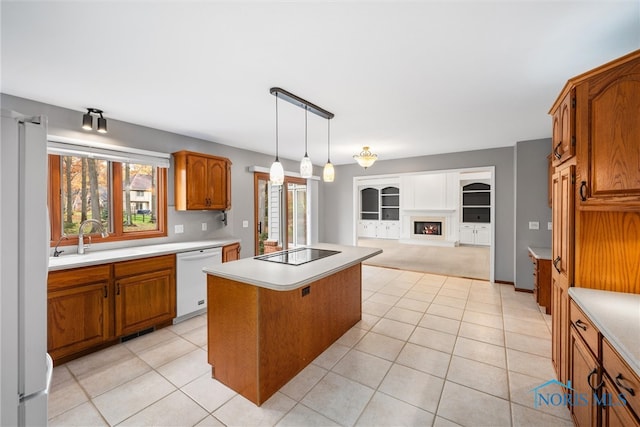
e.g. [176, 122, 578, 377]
[410, 216, 446, 240]
[414, 221, 442, 236]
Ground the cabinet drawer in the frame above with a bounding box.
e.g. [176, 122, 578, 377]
[569, 300, 599, 358]
[114, 254, 175, 278]
[48, 264, 111, 291]
[603, 338, 640, 417]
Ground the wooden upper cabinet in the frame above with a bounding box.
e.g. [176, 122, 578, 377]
[550, 89, 575, 167]
[573, 50, 640, 209]
[174, 151, 231, 211]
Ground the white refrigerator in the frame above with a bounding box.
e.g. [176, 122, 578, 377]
[1, 110, 53, 426]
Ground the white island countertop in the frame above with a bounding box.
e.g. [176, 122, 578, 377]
[203, 243, 382, 291]
[569, 287, 640, 377]
[49, 238, 240, 271]
[527, 246, 552, 260]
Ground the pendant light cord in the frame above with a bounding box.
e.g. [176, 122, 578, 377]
[304, 107, 308, 156]
[275, 94, 279, 161]
[327, 119, 331, 162]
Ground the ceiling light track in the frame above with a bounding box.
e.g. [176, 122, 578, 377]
[269, 87, 334, 120]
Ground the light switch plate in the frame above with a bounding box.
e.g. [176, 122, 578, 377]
[175, 224, 184, 234]
[528, 221, 539, 230]
[201, 222, 207, 231]
[548, 222, 553, 230]
[242, 220, 249, 228]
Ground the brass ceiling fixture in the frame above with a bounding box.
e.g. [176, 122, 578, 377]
[353, 146, 378, 169]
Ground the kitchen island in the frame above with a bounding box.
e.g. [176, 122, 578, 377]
[203, 243, 382, 405]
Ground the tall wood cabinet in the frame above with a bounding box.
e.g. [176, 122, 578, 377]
[549, 49, 640, 410]
[173, 151, 231, 211]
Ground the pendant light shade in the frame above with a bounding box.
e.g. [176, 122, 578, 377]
[323, 119, 335, 182]
[270, 160, 284, 186]
[270, 94, 285, 186]
[353, 146, 378, 169]
[300, 108, 312, 178]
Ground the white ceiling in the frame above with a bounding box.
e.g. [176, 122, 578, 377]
[2, 1, 639, 166]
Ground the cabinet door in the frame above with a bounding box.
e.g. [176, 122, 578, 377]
[209, 158, 230, 210]
[115, 268, 175, 336]
[577, 57, 640, 208]
[552, 166, 574, 290]
[459, 225, 475, 245]
[569, 327, 600, 427]
[601, 374, 639, 427]
[552, 90, 575, 166]
[48, 281, 111, 361]
[552, 278, 570, 385]
[475, 225, 491, 246]
[185, 154, 210, 210]
[223, 243, 240, 262]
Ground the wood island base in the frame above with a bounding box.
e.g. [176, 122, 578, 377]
[206, 263, 362, 405]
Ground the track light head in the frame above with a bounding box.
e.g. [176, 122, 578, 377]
[82, 108, 107, 133]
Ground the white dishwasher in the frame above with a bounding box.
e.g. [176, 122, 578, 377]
[175, 247, 222, 323]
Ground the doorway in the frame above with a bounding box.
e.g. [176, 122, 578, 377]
[254, 173, 308, 255]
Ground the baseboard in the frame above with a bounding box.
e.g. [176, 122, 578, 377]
[515, 287, 534, 293]
[494, 279, 514, 286]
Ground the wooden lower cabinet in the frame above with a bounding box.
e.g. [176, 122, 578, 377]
[114, 255, 176, 336]
[602, 374, 639, 427]
[48, 254, 176, 363]
[552, 279, 570, 385]
[222, 243, 240, 262]
[207, 264, 361, 405]
[569, 326, 600, 427]
[47, 265, 112, 362]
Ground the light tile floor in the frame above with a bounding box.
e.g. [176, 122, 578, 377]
[48, 266, 573, 426]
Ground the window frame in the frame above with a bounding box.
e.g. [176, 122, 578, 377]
[48, 155, 168, 248]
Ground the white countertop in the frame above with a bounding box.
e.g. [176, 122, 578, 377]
[528, 246, 552, 260]
[569, 287, 640, 377]
[48, 238, 240, 271]
[203, 243, 382, 291]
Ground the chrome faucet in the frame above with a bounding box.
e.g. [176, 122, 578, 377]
[77, 219, 109, 255]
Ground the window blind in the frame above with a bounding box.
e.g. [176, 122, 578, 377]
[47, 135, 170, 168]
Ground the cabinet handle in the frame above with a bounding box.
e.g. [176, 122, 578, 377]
[579, 181, 587, 202]
[574, 319, 588, 331]
[116, 283, 120, 295]
[587, 368, 603, 392]
[615, 373, 636, 396]
[553, 256, 561, 273]
[103, 285, 108, 298]
[553, 142, 562, 160]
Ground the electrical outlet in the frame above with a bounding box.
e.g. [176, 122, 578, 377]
[174, 224, 184, 234]
[528, 221, 539, 230]
[548, 222, 553, 230]
[242, 220, 249, 228]
[201, 222, 207, 231]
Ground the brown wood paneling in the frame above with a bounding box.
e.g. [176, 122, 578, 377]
[48, 264, 111, 291]
[207, 275, 259, 403]
[575, 211, 640, 293]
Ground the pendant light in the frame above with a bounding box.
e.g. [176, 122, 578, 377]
[269, 94, 285, 186]
[300, 107, 313, 178]
[323, 119, 335, 182]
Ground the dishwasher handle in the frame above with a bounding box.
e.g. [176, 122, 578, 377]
[177, 249, 222, 261]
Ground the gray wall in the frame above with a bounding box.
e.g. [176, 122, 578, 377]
[1, 93, 311, 258]
[514, 138, 552, 290]
[3, 93, 551, 284]
[321, 147, 516, 283]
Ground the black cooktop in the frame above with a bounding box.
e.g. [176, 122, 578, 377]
[255, 247, 341, 266]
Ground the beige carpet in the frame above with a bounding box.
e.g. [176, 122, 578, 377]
[359, 238, 490, 280]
